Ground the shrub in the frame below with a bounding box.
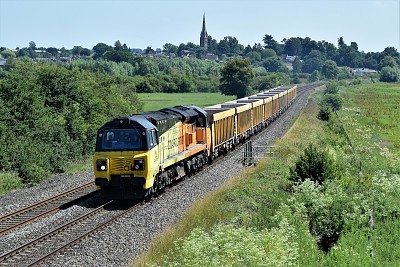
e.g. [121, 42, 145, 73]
[292, 180, 347, 253]
[324, 82, 339, 94]
[318, 105, 332, 121]
[379, 66, 400, 82]
[321, 93, 343, 112]
[154, 223, 299, 267]
[289, 144, 337, 185]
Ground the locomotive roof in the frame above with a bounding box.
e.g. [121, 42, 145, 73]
[129, 115, 158, 129]
[160, 105, 206, 123]
[141, 110, 181, 122]
[99, 115, 157, 130]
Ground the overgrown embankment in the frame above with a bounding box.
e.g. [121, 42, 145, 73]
[133, 82, 400, 267]
[0, 61, 142, 193]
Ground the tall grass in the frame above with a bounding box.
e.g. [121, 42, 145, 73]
[0, 172, 23, 196]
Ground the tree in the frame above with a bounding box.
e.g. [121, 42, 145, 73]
[114, 40, 122, 51]
[72, 46, 83, 56]
[379, 55, 398, 69]
[379, 66, 400, 82]
[260, 48, 276, 59]
[302, 50, 325, 73]
[321, 60, 339, 79]
[317, 40, 337, 60]
[246, 51, 261, 63]
[262, 56, 288, 72]
[337, 37, 346, 49]
[103, 50, 134, 63]
[145, 46, 155, 54]
[217, 36, 242, 57]
[322, 94, 343, 112]
[80, 48, 91, 56]
[301, 37, 318, 58]
[59, 47, 71, 57]
[92, 43, 113, 59]
[292, 57, 303, 73]
[45, 47, 58, 57]
[163, 43, 178, 54]
[29, 41, 36, 50]
[262, 34, 279, 53]
[309, 70, 320, 82]
[283, 37, 303, 56]
[350, 42, 358, 51]
[335, 46, 362, 67]
[219, 58, 254, 98]
[1, 49, 16, 59]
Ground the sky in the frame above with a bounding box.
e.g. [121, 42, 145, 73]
[0, 0, 399, 53]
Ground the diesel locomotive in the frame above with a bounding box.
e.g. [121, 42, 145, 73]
[93, 85, 297, 199]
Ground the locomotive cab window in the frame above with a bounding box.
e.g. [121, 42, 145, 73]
[97, 128, 144, 151]
[145, 129, 158, 149]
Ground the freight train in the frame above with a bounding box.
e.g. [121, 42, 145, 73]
[93, 85, 297, 199]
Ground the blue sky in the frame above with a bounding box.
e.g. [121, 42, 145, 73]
[0, 0, 399, 53]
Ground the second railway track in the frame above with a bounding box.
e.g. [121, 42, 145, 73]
[0, 200, 139, 267]
[0, 182, 97, 235]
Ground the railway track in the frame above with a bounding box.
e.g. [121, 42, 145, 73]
[0, 182, 97, 235]
[0, 200, 138, 267]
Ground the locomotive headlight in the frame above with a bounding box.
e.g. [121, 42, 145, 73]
[133, 159, 145, 171]
[96, 159, 107, 171]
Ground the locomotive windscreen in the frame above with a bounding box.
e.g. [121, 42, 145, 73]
[96, 128, 145, 151]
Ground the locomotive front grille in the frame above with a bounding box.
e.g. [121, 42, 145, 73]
[110, 157, 130, 171]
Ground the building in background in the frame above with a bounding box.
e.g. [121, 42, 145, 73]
[200, 13, 209, 50]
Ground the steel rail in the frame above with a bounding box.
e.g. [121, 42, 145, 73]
[0, 181, 97, 235]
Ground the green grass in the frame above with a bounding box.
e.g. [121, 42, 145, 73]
[138, 92, 236, 111]
[0, 172, 23, 196]
[338, 82, 400, 175]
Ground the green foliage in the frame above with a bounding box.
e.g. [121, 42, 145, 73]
[302, 50, 325, 74]
[153, 223, 299, 267]
[0, 172, 23, 196]
[337, 66, 352, 80]
[324, 82, 339, 94]
[0, 61, 142, 185]
[261, 56, 288, 73]
[321, 94, 343, 111]
[321, 60, 339, 80]
[308, 70, 320, 82]
[289, 144, 337, 185]
[318, 105, 332, 121]
[379, 66, 400, 82]
[253, 73, 290, 92]
[292, 180, 348, 252]
[219, 58, 254, 98]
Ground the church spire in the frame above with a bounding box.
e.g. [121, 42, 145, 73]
[200, 13, 208, 50]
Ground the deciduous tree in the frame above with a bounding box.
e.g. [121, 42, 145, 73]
[219, 58, 254, 98]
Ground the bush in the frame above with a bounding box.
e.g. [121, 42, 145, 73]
[324, 82, 339, 94]
[289, 144, 337, 185]
[321, 94, 343, 112]
[0, 172, 23, 196]
[156, 223, 299, 267]
[318, 105, 332, 121]
[292, 180, 347, 253]
[0, 61, 142, 185]
[379, 66, 400, 82]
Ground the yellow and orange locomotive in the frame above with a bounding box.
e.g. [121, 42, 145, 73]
[93, 85, 297, 199]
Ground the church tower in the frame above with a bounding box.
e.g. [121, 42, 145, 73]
[200, 13, 208, 50]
